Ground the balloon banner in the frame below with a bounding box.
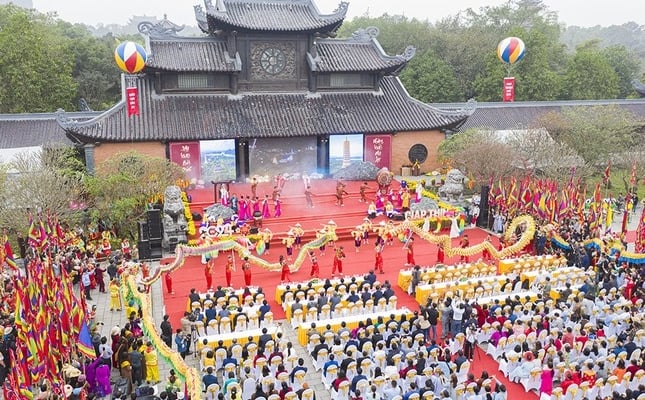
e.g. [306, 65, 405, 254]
[497, 37, 526, 65]
[114, 41, 147, 74]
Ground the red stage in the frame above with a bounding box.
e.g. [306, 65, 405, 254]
[161, 179, 493, 326]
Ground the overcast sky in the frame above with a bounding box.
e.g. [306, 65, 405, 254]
[33, 0, 644, 28]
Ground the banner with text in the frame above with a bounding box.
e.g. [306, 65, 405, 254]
[169, 142, 202, 182]
[126, 86, 140, 116]
[503, 77, 515, 102]
[364, 134, 391, 170]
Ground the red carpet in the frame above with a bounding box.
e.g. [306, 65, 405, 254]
[162, 179, 492, 327]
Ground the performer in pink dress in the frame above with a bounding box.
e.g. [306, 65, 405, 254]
[274, 195, 282, 217]
[238, 196, 248, 220]
[262, 195, 271, 218]
[252, 197, 260, 214]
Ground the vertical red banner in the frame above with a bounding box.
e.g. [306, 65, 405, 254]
[364, 134, 391, 170]
[169, 142, 202, 182]
[503, 77, 515, 102]
[125, 86, 139, 116]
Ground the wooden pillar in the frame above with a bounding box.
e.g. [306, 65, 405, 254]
[317, 134, 329, 176]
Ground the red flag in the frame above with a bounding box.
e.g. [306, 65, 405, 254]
[630, 162, 637, 188]
[603, 159, 611, 186]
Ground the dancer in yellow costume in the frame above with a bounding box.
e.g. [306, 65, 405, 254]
[144, 342, 160, 384]
[109, 278, 122, 311]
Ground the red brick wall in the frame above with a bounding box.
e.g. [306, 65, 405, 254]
[94, 142, 166, 168]
[391, 130, 445, 174]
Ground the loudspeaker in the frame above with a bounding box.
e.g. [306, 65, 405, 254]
[137, 240, 151, 259]
[137, 221, 149, 242]
[477, 185, 491, 228]
[150, 247, 163, 259]
[147, 209, 162, 240]
[149, 240, 163, 259]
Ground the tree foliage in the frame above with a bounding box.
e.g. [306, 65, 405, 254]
[337, 0, 643, 102]
[536, 105, 639, 172]
[0, 5, 77, 113]
[0, 4, 121, 113]
[399, 50, 461, 103]
[0, 146, 88, 232]
[86, 151, 186, 239]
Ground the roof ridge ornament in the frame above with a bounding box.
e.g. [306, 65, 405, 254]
[138, 16, 185, 38]
[351, 26, 379, 42]
[397, 45, 416, 61]
[56, 109, 79, 131]
[334, 1, 349, 13]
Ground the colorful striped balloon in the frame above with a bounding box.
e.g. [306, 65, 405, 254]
[497, 37, 526, 65]
[114, 41, 147, 74]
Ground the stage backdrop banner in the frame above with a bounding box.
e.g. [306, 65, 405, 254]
[169, 142, 202, 182]
[364, 134, 391, 170]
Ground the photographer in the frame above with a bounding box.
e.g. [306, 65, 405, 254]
[174, 329, 190, 359]
[464, 312, 478, 361]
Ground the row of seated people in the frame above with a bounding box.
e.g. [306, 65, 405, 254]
[399, 261, 499, 290]
[197, 332, 317, 400]
[288, 293, 398, 328]
[283, 280, 398, 325]
[186, 299, 274, 336]
[478, 290, 645, 400]
[188, 286, 265, 314]
[301, 312, 494, 400]
[278, 273, 387, 305]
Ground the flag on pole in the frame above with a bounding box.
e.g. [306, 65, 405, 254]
[603, 159, 611, 186]
[77, 320, 96, 359]
[636, 206, 645, 253]
[630, 162, 637, 189]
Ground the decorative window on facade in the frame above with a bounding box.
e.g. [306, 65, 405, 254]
[178, 73, 210, 89]
[161, 73, 230, 91]
[250, 41, 297, 81]
[318, 73, 374, 89]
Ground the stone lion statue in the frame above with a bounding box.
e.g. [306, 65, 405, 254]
[162, 185, 187, 249]
[438, 169, 466, 202]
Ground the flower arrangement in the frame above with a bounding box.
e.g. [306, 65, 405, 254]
[181, 191, 196, 236]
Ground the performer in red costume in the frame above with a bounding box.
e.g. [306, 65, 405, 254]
[205, 257, 215, 290]
[406, 237, 416, 265]
[225, 255, 235, 287]
[164, 271, 174, 295]
[437, 242, 445, 264]
[374, 243, 384, 274]
[309, 253, 319, 278]
[332, 246, 346, 276]
[280, 255, 292, 282]
[242, 257, 252, 286]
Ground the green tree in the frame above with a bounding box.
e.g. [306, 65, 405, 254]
[562, 41, 621, 99]
[601, 45, 642, 98]
[338, 14, 434, 55]
[399, 50, 462, 103]
[0, 5, 77, 113]
[54, 21, 122, 110]
[86, 151, 186, 239]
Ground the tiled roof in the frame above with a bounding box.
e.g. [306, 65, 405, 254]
[0, 112, 98, 149]
[58, 76, 472, 143]
[146, 39, 240, 72]
[309, 39, 413, 72]
[437, 99, 645, 131]
[201, 0, 348, 32]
